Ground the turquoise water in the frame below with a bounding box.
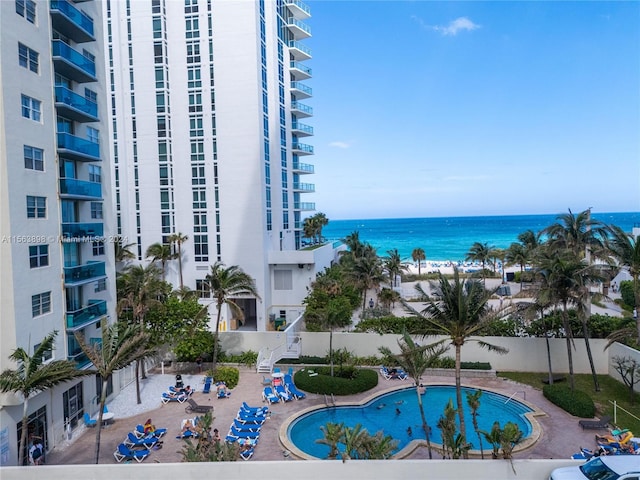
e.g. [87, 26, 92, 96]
[288, 385, 533, 458]
[321, 212, 640, 262]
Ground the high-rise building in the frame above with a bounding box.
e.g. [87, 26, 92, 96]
[0, 0, 116, 465]
[107, 0, 339, 331]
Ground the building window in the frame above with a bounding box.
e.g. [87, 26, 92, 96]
[88, 165, 101, 183]
[92, 241, 105, 256]
[31, 291, 51, 317]
[63, 383, 84, 429]
[34, 341, 53, 363]
[94, 278, 107, 292]
[26, 195, 46, 218]
[24, 145, 44, 171]
[186, 41, 200, 63]
[195, 279, 210, 298]
[192, 189, 206, 209]
[187, 67, 201, 88]
[90, 202, 103, 219]
[87, 127, 99, 144]
[18, 43, 38, 73]
[274, 270, 293, 290]
[29, 245, 48, 268]
[193, 235, 208, 262]
[21, 94, 41, 121]
[16, 0, 36, 23]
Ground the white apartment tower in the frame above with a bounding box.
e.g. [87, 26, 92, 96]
[108, 0, 336, 331]
[0, 0, 116, 465]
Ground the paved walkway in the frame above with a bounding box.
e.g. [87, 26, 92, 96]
[46, 367, 601, 464]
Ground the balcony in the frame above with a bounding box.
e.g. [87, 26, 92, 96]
[51, 40, 96, 83]
[50, 0, 94, 43]
[291, 101, 313, 118]
[292, 142, 314, 155]
[291, 81, 312, 99]
[64, 261, 106, 286]
[285, 0, 311, 19]
[290, 61, 312, 80]
[59, 178, 102, 200]
[288, 40, 311, 61]
[287, 17, 311, 39]
[57, 132, 100, 162]
[294, 202, 316, 211]
[292, 161, 314, 174]
[293, 182, 315, 193]
[54, 86, 98, 123]
[291, 121, 313, 137]
[61, 222, 104, 239]
[66, 300, 107, 331]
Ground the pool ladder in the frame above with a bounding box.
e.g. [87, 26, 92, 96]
[504, 391, 526, 404]
[324, 394, 336, 406]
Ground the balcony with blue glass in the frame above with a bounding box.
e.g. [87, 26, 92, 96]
[288, 40, 311, 61]
[294, 202, 316, 211]
[290, 61, 312, 81]
[291, 101, 313, 118]
[293, 182, 315, 193]
[50, 0, 95, 43]
[285, 0, 311, 19]
[292, 142, 314, 155]
[64, 261, 106, 286]
[67, 337, 101, 369]
[291, 81, 312, 99]
[61, 222, 104, 239]
[292, 161, 314, 174]
[51, 40, 96, 83]
[66, 300, 107, 331]
[57, 132, 100, 162]
[291, 121, 313, 137]
[287, 17, 311, 39]
[59, 178, 102, 200]
[54, 86, 98, 123]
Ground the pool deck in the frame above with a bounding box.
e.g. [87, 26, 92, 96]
[46, 367, 602, 465]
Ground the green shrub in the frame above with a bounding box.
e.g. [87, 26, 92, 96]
[278, 355, 328, 365]
[513, 271, 535, 284]
[543, 384, 595, 418]
[460, 361, 492, 370]
[353, 316, 441, 335]
[620, 281, 635, 308]
[294, 367, 378, 395]
[213, 366, 240, 389]
[219, 350, 258, 368]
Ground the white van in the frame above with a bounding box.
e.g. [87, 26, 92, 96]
[549, 456, 640, 480]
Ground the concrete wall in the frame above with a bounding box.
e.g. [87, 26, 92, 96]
[0, 459, 584, 480]
[607, 342, 640, 394]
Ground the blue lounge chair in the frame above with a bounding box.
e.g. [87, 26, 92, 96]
[241, 402, 269, 414]
[113, 443, 150, 463]
[285, 380, 306, 400]
[240, 447, 255, 460]
[161, 392, 187, 404]
[233, 419, 261, 432]
[236, 413, 267, 424]
[124, 432, 157, 449]
[103, 405, 109, 414]
[83, 412, 97, 428]
[228, 425, 260, 439]
[134, 424, 167, 439]
[262, 387, 280, 404]
[275, 384, 293, 402]
[287, 367, 294, 376]
[202, 377, 213, 394]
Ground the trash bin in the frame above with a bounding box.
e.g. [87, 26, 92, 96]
[506, 272, 515, 282]
[175, 374, 184, 389]
[274, 318, 286, 331]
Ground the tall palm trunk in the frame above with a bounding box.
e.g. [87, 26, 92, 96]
[454, 343, 468, 459]
[580, 295, 600, 391]
[561, 301, 575, 391]
[18, 400, 29, 465]
[94, 378, 108, 463]
[135, 360, 142, 404]
[416, 386, 433, 458]
[212, 302, 222, 371]
[329, 328, 334, 377]
[177, 242, 184, 289]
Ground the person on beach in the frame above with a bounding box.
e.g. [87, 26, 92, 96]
[213, 428, 221, 443]
[144, 419, 155, 434]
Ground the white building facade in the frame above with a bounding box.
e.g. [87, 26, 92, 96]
[107, 0, 337, 331]
[0, 0, 116, 465]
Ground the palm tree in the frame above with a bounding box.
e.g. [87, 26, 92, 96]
[405, 268, 508, 458]
[506, 242, 528, 290]
[302, 216, 317, 244]
[74, 322, 155, 463]
[378, 287, 400, 311]
[466, 390, 484, 459]
[384, 248, 408, 287]
[114, 236, 136, 266]
[466, 242, 493, 284]
[205, 262, 260, 370]
[543, 208, 607, 259]
[316, 422, 344, 459]
[605, 225, 640, 344]
[517, 229, 542, 256]
[168, 232, 189, 289]
[379, 331, 446, 459]
[313, 212, 329, 242]
[0, 331, 92, 465]
[412, 248, 426, 276]
[341, 423, 367, 460]
[145, 242, 176, 280]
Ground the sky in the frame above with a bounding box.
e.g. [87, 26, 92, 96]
[302, 1, 640, 220]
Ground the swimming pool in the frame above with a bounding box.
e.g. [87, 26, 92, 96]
[285, 385, 538, 459]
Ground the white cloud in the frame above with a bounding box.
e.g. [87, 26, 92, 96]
[412, 15, 481, 36]
[328, 141, 350, 149]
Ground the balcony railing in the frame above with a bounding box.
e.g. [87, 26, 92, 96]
[51, 40, 96, 83]
[290, 61, 312, 80]
[291, 101, 313, 118]
[291, 122, 314, 136]
[50, 0, 94, 43]
[294, 202, 316, 211]
[59, 178, 102, 199]
[288, 40, 311, 61]
[61, 222, 104, 239]
[54, 86, 98, 122]
[291, 81, 312, 98]
[64, 261, 106, 286]
[287, 17, 311, 38]
[66, 300, 107, 330]
[67, 336, 100, 368]
[293, 182, 315, 192]
[285, 0, 311, 18]
[57, 132, 100, 162]
[292, 142, 314, 155]
[292, 161, 314, 174]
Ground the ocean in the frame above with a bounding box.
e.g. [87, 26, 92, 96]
[321, 212, 640, 262]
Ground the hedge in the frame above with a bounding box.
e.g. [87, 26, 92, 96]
[294, 367, 378, 396]
[543, 384, 595, 418]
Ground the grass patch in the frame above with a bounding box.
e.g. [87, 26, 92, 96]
[295, 367, 378, 395]
[499, 372, 640, 433]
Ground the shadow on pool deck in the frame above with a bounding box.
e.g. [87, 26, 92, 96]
[46, 368, 597, 465]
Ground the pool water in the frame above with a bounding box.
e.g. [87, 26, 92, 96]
[288, 386, 533, 458]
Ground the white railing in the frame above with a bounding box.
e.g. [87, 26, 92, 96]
[609, 399, 640, 425]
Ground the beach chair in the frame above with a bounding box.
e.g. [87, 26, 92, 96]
[185, 398, 213, 414]
[113, 443, 150, 463]
[161, 392, 187, 404]
[284, 375, 306, 400]
[262, 386, 280, 404]
[579, 415, 612, 430]
[202, 377, 213, 394]
[134, 424, 167, 439]
[124, 432, 157, 449]
[240, 447, 255, 460]
[232, 419, 262, 432]
[83, 412, 97, 428]
[275, 384, 293, 402]
[227, 425, 261, 440]
[241, 402, 269, 414]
